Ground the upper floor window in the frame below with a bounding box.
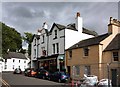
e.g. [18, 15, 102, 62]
[19, 60, 20, 63]
[13, 59, 15, 62]
[42, 47, 46, 56]
[83, 47, 89, 57]
[34, 49, 36, 57]
[42, 35, 45, 44]
[54, 30, 57, 39]
[34, 39, 36, 46]
[56, 43, 59, 53]
[53, 44, 55, 54]
[113, 52, 119, 61]
[24, 61, 26, 63]
[69, 50, 72, 59]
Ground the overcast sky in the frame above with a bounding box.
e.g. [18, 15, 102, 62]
[1, 1, 118, 36]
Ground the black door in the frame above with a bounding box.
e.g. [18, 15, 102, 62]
[67, 66, 71, 76]
[111, 69, 117, 86]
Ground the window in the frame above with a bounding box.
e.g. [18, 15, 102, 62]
[13, 59, 15, 62]
[69, 50, 72, 59]
[113, 52, 119, 61]
[13, 65, 14, 69]
[53, 44, 55, 54]
[42, 35, 44, 43]
[42, 47, 46, 56]
[19, 60, 20, 63]
[73, 66, 80, 76]
[34, 49, 36, 57]
[83, 47, 89, 56]
[34, 39, 36, 46]
[4, 65, 7, 69]
[24, 61, 26, 63]
[54, 30, 57, 39]
[84, 66, 91, 75]
[56, 43, 59, 53]
[19, 66, 20, 68]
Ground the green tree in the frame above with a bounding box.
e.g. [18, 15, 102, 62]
[22, 32, 33, 56]
[2, 22, 22, 55]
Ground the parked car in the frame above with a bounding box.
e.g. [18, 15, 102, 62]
[24, 68, 37, 77]
[13, 68, 22, 74]
[48, 71, 70, 83]
[36, 69, 50, 79]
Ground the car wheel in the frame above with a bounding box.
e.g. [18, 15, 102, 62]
[48, 77, 51, 81]
[58, 79, 61, 83]
[42, 76, 45, 79]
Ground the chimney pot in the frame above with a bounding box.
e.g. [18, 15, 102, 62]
[76, 12, 80, 17]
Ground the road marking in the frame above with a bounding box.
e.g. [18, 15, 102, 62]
[0, 78, 11, 87]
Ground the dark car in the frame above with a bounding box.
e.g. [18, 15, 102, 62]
[13, 68, 22, 74]
[36, 69, 50, 79]
[24, 68, 37, 77]
[48, 71, 70, 83]
[24, 68, 31, 76]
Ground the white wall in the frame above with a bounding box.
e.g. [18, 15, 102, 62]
[65, 29, 93, 49]
[48, 26, 65, 56]
[3, 58, 29, 71]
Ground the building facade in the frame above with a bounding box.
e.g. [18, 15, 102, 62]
[2, 52, 29, 71]
[31, 12, 96, 73]
[66, 17, 120, 86]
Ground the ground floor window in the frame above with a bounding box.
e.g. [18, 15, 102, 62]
[73, 65, 80, 76]
[84, 65, 91, 75]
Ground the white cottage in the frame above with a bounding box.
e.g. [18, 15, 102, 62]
[3, 52, 29, 71]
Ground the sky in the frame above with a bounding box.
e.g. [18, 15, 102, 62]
[0, 1, 119, 48]
[1, 1, 119, 35]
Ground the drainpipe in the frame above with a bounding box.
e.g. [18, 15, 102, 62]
[107, 62, 112, 87]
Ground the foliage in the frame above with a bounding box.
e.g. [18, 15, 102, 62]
[2, 22, 22, 55]
[22, 32, 33, 56]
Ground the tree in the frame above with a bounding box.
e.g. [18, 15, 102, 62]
[2, 22, 22, 55]
[22, 32, 33, 56]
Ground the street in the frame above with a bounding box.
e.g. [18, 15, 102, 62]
[1, 72, 69, 87]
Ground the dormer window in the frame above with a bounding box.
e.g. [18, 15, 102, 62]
[54, 30, 57, 39]
[83, 47, 89, 57]
[113, 52, 119, 61]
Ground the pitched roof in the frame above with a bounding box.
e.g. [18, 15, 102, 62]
[32, 34, 40, 42]
[3, 52, 27, 59]
[104, 33, 120, 51]
[66, 33, 111, 50]
[49, 23, 66, 33]
[66, 23, 98, 36]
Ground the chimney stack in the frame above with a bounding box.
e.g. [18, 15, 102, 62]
[108, 17, 120, 34]
[75, 12, 83, 33]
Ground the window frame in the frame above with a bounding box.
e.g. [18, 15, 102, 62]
[83, 47, 89, 57]
[68, 50, 72, 59]
[112, 51, 119, 61]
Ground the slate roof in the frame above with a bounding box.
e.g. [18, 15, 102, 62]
[49, 23, 66, 33]
[66, 33, 111, 50]
[104, 33, 120, 51]
[66, 23, 98, 36]
[3, 52, 27, 59]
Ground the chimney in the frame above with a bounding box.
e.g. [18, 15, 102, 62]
[37, 29, 41, 35]
[75, 12, 83, 33]
[108, 17, 120, 34]
[42, 22, 48, 29]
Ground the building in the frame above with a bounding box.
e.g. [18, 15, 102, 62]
[31, 12, 96, 72]
[65, 17, 120, 86]
[2, 52, 29, 71]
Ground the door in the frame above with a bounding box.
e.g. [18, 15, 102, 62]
[111, 69, 117, 86]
